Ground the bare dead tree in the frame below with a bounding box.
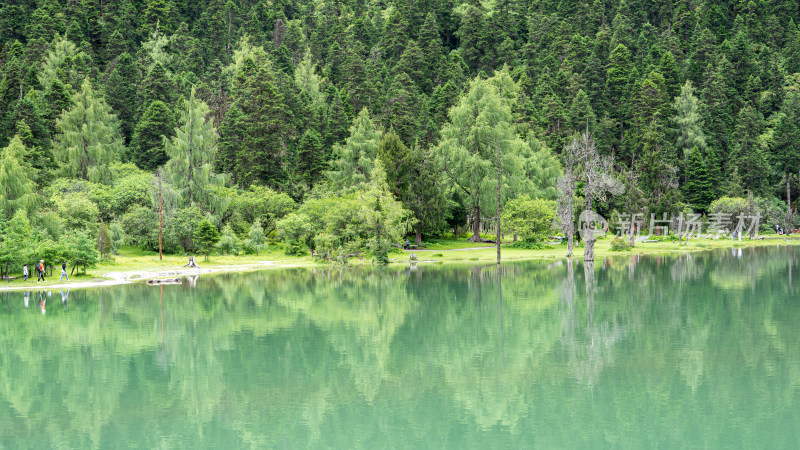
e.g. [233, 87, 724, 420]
[556, 168, 577, 257]
[557, 131, 623, 261]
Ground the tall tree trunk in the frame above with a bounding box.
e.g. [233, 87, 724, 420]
[788, 171, 792, 231]
[469, 205, 482, 242]
[415, 227, 422, 247]
[158, 171, 163, 260]
[584, 197, 595, 261]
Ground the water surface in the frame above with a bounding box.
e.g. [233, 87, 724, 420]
[1, 247, 799, 448]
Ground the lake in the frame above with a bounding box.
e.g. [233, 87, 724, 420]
[1, 246, 799, 448]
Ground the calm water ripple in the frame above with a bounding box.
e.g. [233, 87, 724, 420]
[1, 246, 799, 448]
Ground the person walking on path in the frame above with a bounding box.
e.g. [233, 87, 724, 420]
[23, 264, 28, 282]
[59, 261, 69, 282]
[37, 260, 45, 283]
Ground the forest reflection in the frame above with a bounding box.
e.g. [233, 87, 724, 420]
[1, 247, 799, 448]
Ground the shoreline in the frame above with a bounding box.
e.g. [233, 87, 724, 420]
[1, 237, 798, 292]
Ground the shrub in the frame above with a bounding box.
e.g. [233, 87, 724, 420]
[610, 236, 633, 251]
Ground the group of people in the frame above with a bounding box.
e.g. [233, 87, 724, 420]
[21, 261, 70, 283]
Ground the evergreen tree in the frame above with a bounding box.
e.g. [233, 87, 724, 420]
[40, 79, 73, 136]
[131, 100, 174, 170]
[434, 70, 534, 242]
[0, 136, 37, 221]
[772, 90, 800, 216]
[105, 52, 139, 143]
[328, 108, 382, 189]
[164, 89, 222, 210]
[221, 61, 290, 188]
[296, 129, 325, 189]
[194, 218, 220, 260]
[138, 62, 174, 117]
[731, 105, 768, 194]
[682, 146, 715, 211]
[53, 79, 123, 183]
[673, 81, 707, 159]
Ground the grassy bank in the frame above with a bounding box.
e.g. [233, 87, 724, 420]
[1, 236, 799, 291]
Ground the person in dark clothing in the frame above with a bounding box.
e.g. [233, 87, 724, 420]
[59, 261, 69, 282]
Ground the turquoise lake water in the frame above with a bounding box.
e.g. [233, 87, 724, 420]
[1, 246, 799, 448]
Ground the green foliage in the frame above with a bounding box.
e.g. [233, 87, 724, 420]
[233, 186, 296, 235]
[243, 219, 266, 255]
[610, 236, 633, 251]
[4, 0, 800, 254]
[216, 225, 240, 255]
[54, 194, 99, 234]
[131, 100, 174, 171]
[164, 89, 223, 211]
[501, 196, 557, 243]
[194, 219, 220, 260]
[0, 135, 38, 221]
[53, 79, 123, 184]
[278, 161, 413, 262]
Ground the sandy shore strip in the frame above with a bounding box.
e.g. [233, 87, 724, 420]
[0, 261, 299, 292]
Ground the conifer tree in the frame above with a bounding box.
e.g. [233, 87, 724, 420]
[682, 146, 715, 211]
[673, 80, 707, 159]
[731, 105, 768, 194]
[131, 100, 174, 170]
[772, 90, 800, 218]
[0, 136, 37, 221]
[328, 108, 382, 189]
[164, 88, 221, 210]
[105, 52, 139, 143]
[435, 70, 534, 242]
[296, 129, 325, 188]
[53, 79, 123, 184]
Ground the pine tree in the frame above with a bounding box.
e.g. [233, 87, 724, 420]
[682, 146, 715, 211]
[105, 52, 139, 143]
[383, 73, 423, 145]
[164, 88, 222, 210]
[40, 79, 72, 136]
[296, 129, 325, 188]
[0, 136, 37, 221]
[673, 80, 707, 159]
[434, 70, 534, 242]
[458, 2, 492, 73]
[131, 100, 175, 171]
[328, 108, 382, 189]
[731, 105, 768, 194]
[772, 90, 800, 216]
[419, 12, 445, 88]
[138, 62, 174, 117]
[53, 79, 123, 184]
[224, 61, 290, 188]
[194, 218, 220, 261]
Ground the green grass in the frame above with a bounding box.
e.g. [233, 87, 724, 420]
[2, 236, 799, 290]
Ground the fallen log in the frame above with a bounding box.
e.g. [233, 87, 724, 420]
[147, 278, 183, 285]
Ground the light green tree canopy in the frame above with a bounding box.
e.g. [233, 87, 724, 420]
[164, 88, 225, 212]
[53, 79, 124, 184]
[326, 108, 382, 190]
[0, 135, 38, 221]
[434, 68, 535, 241]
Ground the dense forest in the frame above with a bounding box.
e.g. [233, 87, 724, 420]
[1, 0, 800, 266]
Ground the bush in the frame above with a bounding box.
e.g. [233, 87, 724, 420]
[501, 196, 557, 243]
[509, 240, 552, 249]
[610, 236, 633, 251]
